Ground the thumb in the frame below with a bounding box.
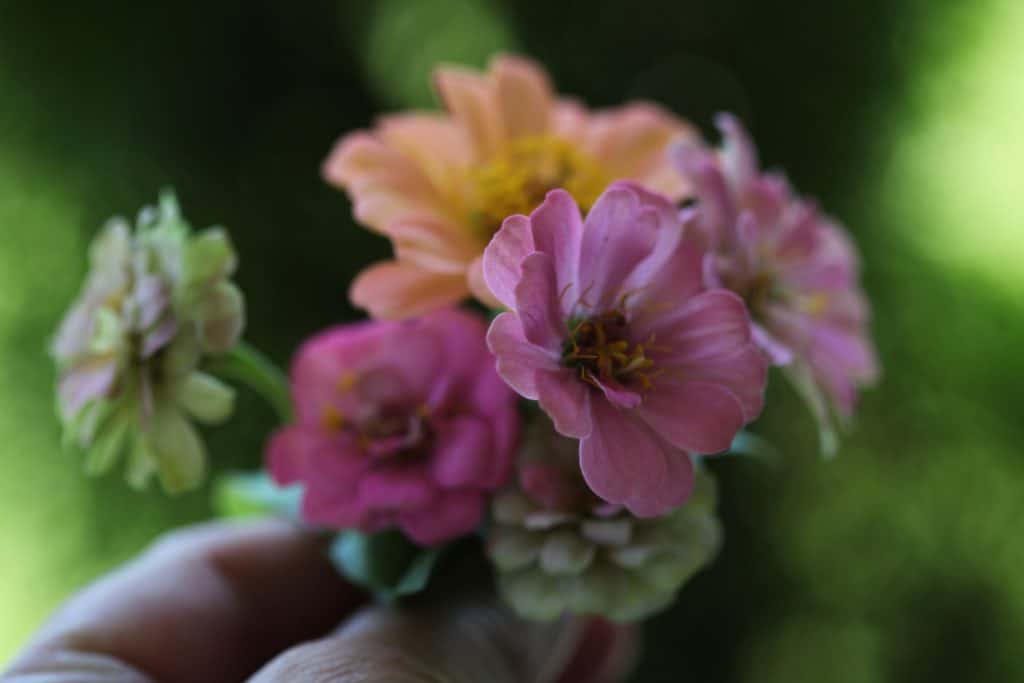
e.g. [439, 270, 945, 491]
[248, 595, 627, 683]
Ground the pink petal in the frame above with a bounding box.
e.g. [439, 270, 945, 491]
[752, 322, 794, 365]
[580, 399, 694, 517]
[627, 238, 705, 340]
[486, 312, 559, 399]
[301, 491, 369, 530]
[430, 415, 492, 488]
[483, 214, 535, 309]
[58, 360, 118, 417]
[290, 323, 390, 424]
[135, 275, 169, 329]
[349, 260, 467, 320]
[514, 252, 564, 347]
[398, 490, 485, 546]
[141, 317, 178, 358]
[536, 369, 593, 439]
[577, 186, 660, 310]
[358, 467, 437, 513]
[465, 365, 520, 489]
[528, 189, 584, 313]
[267, 426, 364, 486]
[637, 380, 746, 454]
[715, 113, 760, 196]
[590, 375, 642, 409]
[670, 141, 734, 250]
[656, 290, 754, 363]
[365, 321, 444, 401]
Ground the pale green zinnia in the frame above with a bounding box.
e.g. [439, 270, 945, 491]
[488, 421, 722, 622]
[52, 191, 245, 493]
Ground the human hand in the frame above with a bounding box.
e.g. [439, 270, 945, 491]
[2, 520, 634, 682]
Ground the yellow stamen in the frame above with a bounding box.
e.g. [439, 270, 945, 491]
[563, 310, 662, 393]
[470, 134, 610, 235]
[336, 371, 358, 393]
[321, 404, 346, 431]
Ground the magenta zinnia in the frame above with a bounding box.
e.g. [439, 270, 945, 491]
[268, 309, 520, 546]
[484, 183, 767, 516]
[673, 115, 879, 453]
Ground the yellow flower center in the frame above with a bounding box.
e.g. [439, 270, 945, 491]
[470, 135, 610, 236]
[562, 311, 662, 392]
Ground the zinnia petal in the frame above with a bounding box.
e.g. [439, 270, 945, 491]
[483, 214, 535, 309]
[349, 261, 467, 319]
[637, 380, 746, 454]
[399, 490, 485, 546]
[580, 399, 694, 517]
[486, 312, 559, 400]
[536, 369, 593, 439]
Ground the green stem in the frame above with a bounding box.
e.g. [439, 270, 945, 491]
[208, 342, 292, 423]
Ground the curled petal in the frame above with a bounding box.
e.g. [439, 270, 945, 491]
[486, 312, 559, 399]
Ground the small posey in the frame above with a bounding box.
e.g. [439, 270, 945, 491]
[52, 192, 245, 492]
[324, 54, 697, 319]
[484, 182, 767, 516]
[268, 309, 519, 546]
[673, 115, 879, 453]
[489, 419, 721, 622]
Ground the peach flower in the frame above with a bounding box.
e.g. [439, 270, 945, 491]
[324, 54, 698, 319]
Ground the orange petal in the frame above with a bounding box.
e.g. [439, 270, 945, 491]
[493, 54, 554, 139]
[322, 131, 452, 232]
[578, 102, 700, 200]
[349, 261, 468, 320]
[377, 113, 473, 194]
[434, 66, 503, 160]
[391, 217, 480, 275]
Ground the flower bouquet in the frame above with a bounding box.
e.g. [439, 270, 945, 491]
[51, 54, 878, 670]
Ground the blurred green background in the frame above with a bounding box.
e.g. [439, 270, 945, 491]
[1, 1, 1022, 680]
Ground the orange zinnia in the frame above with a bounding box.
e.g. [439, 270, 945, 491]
[324, 54, 698, 319]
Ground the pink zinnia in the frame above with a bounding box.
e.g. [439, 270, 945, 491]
[673, 114, 879, 453]
[268, 309, 519, 545]
[323, 54, 696, 319]
[484, 183, 767, 516]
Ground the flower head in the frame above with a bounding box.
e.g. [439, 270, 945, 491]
[268, 309, 519, 546]
[52, 192, 245, 492]
[484, 182, 767, 516]
[673, 115, 879, 453]
[488, 419, 721, 622]
[324, 54, 697, 319]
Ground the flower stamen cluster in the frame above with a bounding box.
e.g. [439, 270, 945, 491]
[562, 312, 660, 392]
[471, 135, 609, 235]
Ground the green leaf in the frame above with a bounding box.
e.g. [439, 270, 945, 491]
[214, 471, 303, 519]
[328, 530, 442, 602]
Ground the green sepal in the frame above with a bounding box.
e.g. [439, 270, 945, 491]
[214, 471, 303, 519]
[328, 530, 441, 602]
